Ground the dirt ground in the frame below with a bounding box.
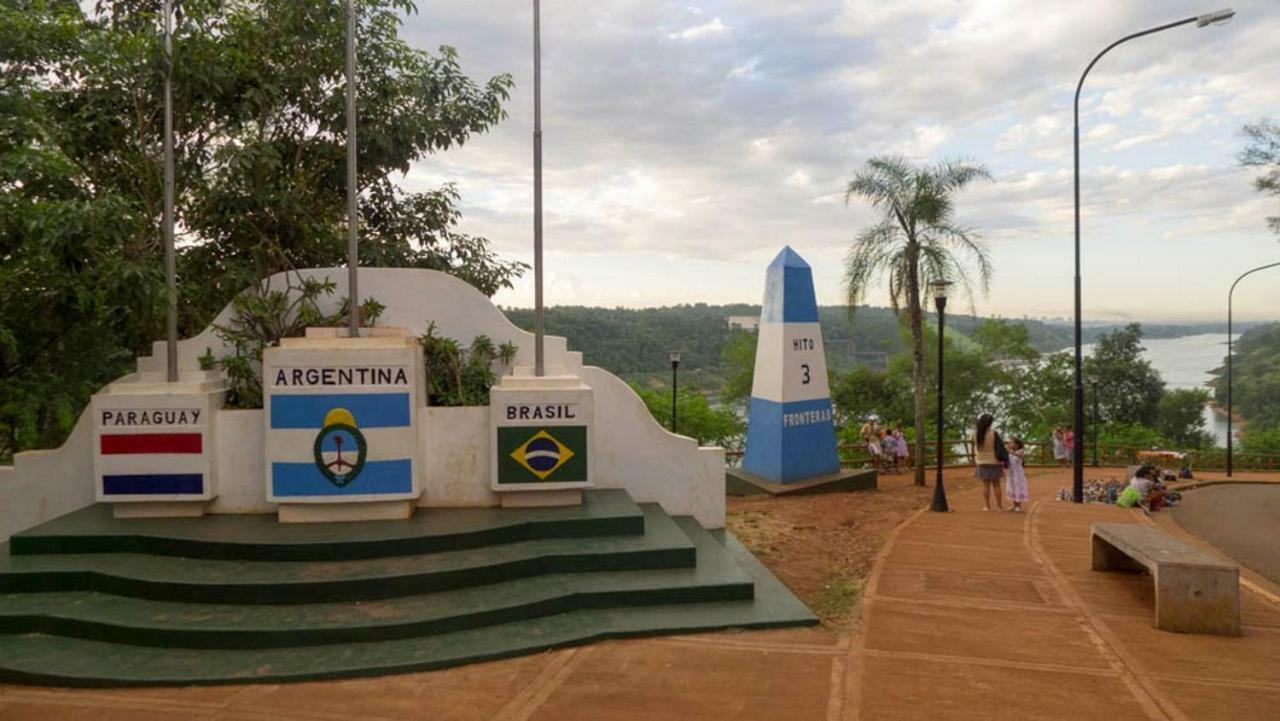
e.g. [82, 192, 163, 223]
[726, 466, 1077, 630]
[726, 467, 987, 630]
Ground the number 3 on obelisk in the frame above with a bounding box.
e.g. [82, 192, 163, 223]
[801, 364, 810, 384]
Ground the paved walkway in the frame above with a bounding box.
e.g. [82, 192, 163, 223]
[852, 468, 1280, 721]
[1, 468, 1277, 720]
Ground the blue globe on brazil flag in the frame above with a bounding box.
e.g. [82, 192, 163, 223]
[523, 437, 561, 473]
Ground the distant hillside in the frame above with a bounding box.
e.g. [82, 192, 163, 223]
[499, 304, 1217, 379]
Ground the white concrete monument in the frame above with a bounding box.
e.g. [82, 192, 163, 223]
[262, 327, 424, 522]
[92, 371, 226, 517]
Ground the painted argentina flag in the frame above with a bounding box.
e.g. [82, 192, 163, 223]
[265, 360, 418, 501]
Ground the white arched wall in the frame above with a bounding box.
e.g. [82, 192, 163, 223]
[136, 268, 579, 375]
[1, 268, 725, 540]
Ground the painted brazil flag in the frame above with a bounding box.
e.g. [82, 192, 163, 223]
[498, 427, 588, 484]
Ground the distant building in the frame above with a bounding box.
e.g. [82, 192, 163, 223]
[726, 315, 759, 331]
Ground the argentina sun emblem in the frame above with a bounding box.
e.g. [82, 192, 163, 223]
[313, 408, 367, 487]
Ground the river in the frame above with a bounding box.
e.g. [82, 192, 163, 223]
[1081, 333, 1235, 447]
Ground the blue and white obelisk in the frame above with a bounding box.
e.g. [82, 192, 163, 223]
[742, 247, 840, 483]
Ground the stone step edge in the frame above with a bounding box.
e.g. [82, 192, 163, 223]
[0, 522, 754, 649]
[10, 490, 644, 562]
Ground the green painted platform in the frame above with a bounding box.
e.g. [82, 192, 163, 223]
[0, 491, 816, 686]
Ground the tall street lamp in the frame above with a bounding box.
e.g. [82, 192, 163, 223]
[1091, 381, 1100, 467]
[930, 280, 952, 513]
[1227, 261, 1280, 476]
[1072, 7, 1235, 502]
[669, 351, 682, 434]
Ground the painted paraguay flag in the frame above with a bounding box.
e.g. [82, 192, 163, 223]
[98, 431, 206, 496]
[267, 392, 416, 499]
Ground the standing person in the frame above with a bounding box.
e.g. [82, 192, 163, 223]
[865, 427, 885, 473]
[1063, 426, 1075, 463]
[1052, 426, 1068, 466]
[973, 413, 1005, 511]
[1005, 438, 1030, 512]
[881, 430, 898, 473]
[894, 427, 911, 473]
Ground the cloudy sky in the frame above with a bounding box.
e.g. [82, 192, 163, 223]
[396, 1, 1280, 322]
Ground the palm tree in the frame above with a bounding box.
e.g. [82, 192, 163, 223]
[844, 156, 993, 486]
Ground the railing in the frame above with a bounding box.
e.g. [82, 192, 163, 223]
[725, 439, 1280, 472]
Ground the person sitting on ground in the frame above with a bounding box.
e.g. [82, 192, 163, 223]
[1122, 465, 1167, 512]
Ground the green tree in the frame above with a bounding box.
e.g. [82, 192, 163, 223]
[720, 329, 756, 403]
[1156, 388, 1213, 448]
[1086, 324, 1164, 427]
[1240, 119, 1280, 236]
[630, 384, 744, 449]
[843, 156, 993, 484]
[831, 365, 911, 433]
[1212, 323, 1280, 429]
[1, 0, 522, 459]
[1241, 425, 1280, 454]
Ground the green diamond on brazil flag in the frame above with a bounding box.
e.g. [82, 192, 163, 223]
[498, 426, 588, 484]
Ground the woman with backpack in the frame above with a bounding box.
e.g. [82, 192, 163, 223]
[973, 413, 1006, 511]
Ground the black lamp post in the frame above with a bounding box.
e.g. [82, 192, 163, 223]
[930, 280, 952, 513]
[1072, 7, 1235, 503]
[669, 351, 681, 434]
[1227, 261, 1280, 476]
[1091, 381, 1100, 467]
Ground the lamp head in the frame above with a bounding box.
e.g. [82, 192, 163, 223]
[1196, 8, 1235, 27]
[930, 279, 953, 301]
[669, 350, 682, 365]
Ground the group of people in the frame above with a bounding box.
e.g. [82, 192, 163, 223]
[858, 419, 911, 474]
[1116, 464, 1181, 512]
[1050, 425, 1075, 465]
[972, 413, 1030, 512]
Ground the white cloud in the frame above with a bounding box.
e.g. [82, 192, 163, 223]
[667, 17, 728, 40]
[784, 169, 812, 188]
[397, 0, 1280, 319]
[728, 56, 761, 79]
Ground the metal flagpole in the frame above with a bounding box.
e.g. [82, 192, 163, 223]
[532, 0, 545, 376]
[346, 0, 359, 338]
[163, 0, 178, 382]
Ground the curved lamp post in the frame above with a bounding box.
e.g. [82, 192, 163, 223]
[930, 280, 952, 513]
[1226, 261, 1280, 476]
[1072, 7, 1235, 503]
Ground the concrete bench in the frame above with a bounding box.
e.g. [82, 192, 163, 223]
[1091, 522, 1240, 636]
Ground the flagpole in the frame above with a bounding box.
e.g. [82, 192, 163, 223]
[346, 0, 360, 338]
[532, 0, 545, 376]
[163, 0, 178, 382]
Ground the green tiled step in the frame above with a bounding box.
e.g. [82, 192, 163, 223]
[0, 527, 817, 686]
[0, 518, 754, 649]
[0, 505, 693, 604]
[9, 489, 643, 561]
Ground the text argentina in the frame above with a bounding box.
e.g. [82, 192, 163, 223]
[273, 366, 409, 387]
